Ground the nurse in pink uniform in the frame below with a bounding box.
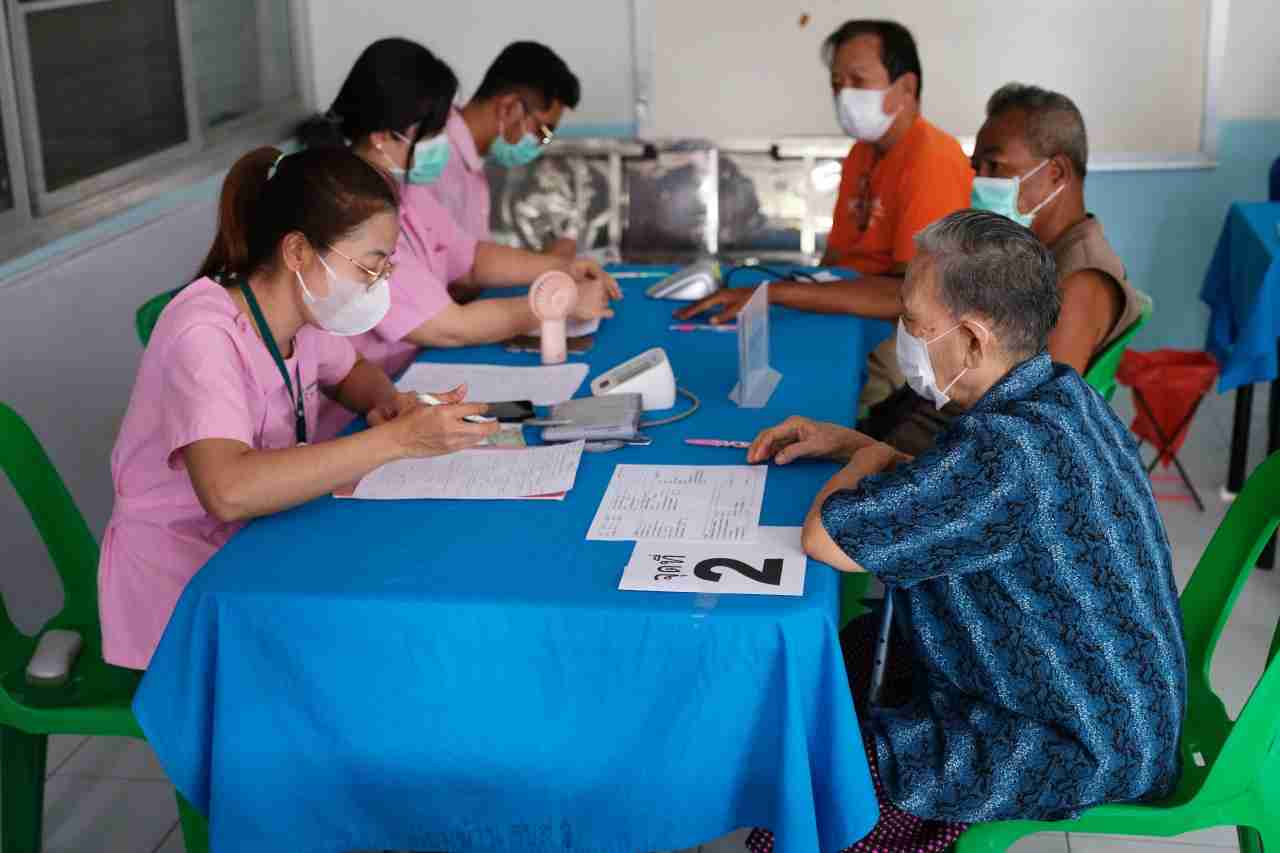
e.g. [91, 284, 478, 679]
[99, 146, 497, 670]
[296, 40, 621, 404]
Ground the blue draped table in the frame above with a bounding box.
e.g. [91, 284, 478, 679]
[1201, 202, 1280, 565]
[134, 266, 892, 853]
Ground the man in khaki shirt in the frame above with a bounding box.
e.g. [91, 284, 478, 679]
[861, 83, 1146, 455]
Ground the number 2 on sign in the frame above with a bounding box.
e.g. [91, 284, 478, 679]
[649, 553, 784, 587]
[694, 557, 783, 586]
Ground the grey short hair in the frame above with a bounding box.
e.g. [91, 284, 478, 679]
[913, 210, 1060, 360]
[986, 83, 1089, 179]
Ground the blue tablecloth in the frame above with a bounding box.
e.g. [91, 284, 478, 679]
[1202, 202, 1280, 392]
[134, 266, 892, 853]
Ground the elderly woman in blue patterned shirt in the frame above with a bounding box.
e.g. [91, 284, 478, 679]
[745, 210, 1186, 853]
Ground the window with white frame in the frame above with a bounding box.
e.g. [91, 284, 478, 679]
[0, 0, 305, 258]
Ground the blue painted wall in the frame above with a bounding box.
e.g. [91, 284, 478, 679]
[1087, 119, 1279, 350]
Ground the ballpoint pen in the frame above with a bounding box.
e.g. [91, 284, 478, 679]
[417, 393, 496, 423]
[684, 438, 751, 449]
[669, 323, 738, 333]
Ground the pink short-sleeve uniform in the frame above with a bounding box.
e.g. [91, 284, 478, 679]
[98, 278, 357, 669]
[399, 182, 479, 283]
[429, 107, 492, 241]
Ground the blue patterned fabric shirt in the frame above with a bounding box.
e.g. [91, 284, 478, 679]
[822, 354, 1186, 823]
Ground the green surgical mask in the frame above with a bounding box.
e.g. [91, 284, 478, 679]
[489, 129, 543, 169]
[970, 159, 1063, 228]
[406, 134, 451, 185]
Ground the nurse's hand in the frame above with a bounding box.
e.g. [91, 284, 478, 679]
[367, 384, 467, 427]
[567, 259, 623, 300]
[572, 276, 619, 321]
[748, 416, 876, 465]
[391, 400, 498, 458]
[674, 286, 755, 326]
[366, 391, 427, 427]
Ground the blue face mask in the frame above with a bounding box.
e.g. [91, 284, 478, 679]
[406, 134, 451, 185]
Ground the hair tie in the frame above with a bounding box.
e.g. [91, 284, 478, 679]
[267, 152, 286, 181]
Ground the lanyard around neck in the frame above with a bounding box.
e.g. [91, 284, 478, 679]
[239, 281, 306, 445]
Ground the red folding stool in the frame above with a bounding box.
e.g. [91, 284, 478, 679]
[1115, 350, 1220, 511]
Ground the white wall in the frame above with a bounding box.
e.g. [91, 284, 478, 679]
[303, 0, 1280, 133]
[0, 199, 217, 632]
[304, 0, 635, 129]
[1221, 0, 1280, 119]
[653, 0, 1211, 156]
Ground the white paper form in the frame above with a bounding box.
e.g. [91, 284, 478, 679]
[350, 441, 584, 500]
[586, 464, 767, 543]
[396, 363, 589, 406]
[619, 527, 807, 596]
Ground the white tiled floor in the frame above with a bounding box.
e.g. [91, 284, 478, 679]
[33, 387, 1277, 852]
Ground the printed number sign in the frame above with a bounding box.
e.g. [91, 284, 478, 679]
[619, 527, 806, 597]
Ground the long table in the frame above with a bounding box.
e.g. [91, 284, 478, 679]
[134, 266, 892, 853]
[1202, 202, 1280, 566]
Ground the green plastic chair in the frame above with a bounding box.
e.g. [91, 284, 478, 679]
[0, 402, 210, 853]
[135, 289, 179, 346]
[1082, 291, 1154, 402]
[954, 449, 1280, 853]
[840, 573, 871, 628]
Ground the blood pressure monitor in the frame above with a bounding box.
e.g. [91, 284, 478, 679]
[591, 347, 677, 411]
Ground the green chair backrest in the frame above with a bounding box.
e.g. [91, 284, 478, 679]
[0, 404, 101, 652]
[135, 289, 179, 346]
[1175, 448, 1280, 803]
[1083, 290, 1153, 402]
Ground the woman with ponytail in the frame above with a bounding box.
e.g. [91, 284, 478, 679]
[98, 146, 498, 670]
[298, 39, 621, 437]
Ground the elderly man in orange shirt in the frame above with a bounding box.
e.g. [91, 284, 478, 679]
[678, 19, 972, 409]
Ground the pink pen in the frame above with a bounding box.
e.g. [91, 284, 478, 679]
[669, 323, 738, 333]
[685, 438, 751, 449]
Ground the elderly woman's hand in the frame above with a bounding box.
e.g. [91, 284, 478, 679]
[748, 416, 878, 465]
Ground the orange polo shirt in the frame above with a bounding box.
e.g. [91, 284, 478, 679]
[826, 116, 973, 275]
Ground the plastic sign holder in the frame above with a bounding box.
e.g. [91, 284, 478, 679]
[729, 283, 782, 408]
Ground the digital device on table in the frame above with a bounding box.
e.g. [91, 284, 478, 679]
[487, 400, 536, 422]
[591, 347, 676, 411]
[645, 260, 721, 301]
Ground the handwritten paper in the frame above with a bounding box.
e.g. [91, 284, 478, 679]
[396, 363, 589, 406]
[620, 527, 807, 596]
[350, 441, 584, 500]
[586, 464, 767, 543]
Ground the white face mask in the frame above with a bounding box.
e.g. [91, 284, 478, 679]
[296, 254, 391, 337]
[835, 86, 900, 142]
[895, 317, 988, 410]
